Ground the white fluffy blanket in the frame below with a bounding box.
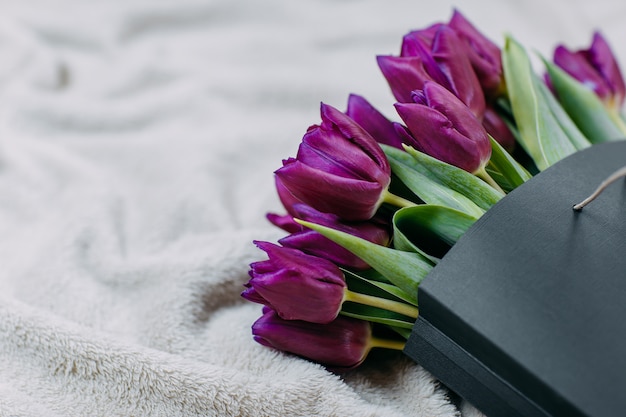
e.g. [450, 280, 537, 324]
[0, 1, 623, 416]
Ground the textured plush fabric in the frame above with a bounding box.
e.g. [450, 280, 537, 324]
[0, 0, 624, 415]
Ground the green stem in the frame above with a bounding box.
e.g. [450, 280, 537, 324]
[343, 289, 419, 319]
[369, 337, 406, 351]
[475, 167, 505, 194]
[381, 190, 418, 208]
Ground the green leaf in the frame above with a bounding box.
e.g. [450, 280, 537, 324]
[534, 72, 591, 151]
[502, 36, 578, 170]
[343, 269, 418, 307]
[393, 205, 477, 259]
[543, 57, 625, 143]
[392, 224, 441, 264]
[340, 303, 415, 329]
[393, 145, 503, 211]
[389, 326, 412, 339]
[384, 147, 485, 218]
[486, 135, 532, 191]
[296, 220, 433, 305]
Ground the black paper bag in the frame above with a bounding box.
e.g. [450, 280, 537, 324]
[404, 141, 626, 417]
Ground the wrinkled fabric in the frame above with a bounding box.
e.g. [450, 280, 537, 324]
[0, 0, 624, 416]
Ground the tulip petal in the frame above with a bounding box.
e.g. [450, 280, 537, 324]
[279, 230, 369, 270]
[395, 101, 488, 173]
[252, 309, 372, 369]
[346, 94, 405, 149]
[554, 46, 611, 100]
[588, 32, 626, 106]
[320, 103, 390, 177]
[448, 9, 503, 96]
[377, 55, 432, 103]
[276, 159, 387, 221]
[430, 25, 486, 116]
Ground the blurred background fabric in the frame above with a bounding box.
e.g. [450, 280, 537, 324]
[0, 0, 623, 415]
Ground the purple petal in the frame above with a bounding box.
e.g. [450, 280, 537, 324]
[395, 83, 490, 173]
[448, 9, 503, 96]
[279, 230, 369, 270]
[554, 45, 612, 100]
[252, 309, 372, 369]
[275, 159, 387, 221]
[266, 212, 300, 234]
[429, 25, 485, 117]
[320, 103, 390, 178]
[346, 94, 405, 149]
[377, 55, 433, 103]
[587, 32, 626, 106]
[253, 241, 344, 285]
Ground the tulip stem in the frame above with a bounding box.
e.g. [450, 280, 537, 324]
[344, 289, 419, 319]
[382, 190, 418, 209]
[475, 167, 505, 194]
[369, 337, 406, 351]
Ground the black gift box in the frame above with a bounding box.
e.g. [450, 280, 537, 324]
[403, 141, 626, 417]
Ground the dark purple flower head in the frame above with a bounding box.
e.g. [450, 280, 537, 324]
[395, 81, 491, 173]
[244, 241, 346, 324]
[381, 25, 485, 117]
[252, 308, 372, 369]
[448, 9, 503, 98]
[275, 103, 391, 221]
[267, 204, 390, 270]
[553, 32, 626, 110]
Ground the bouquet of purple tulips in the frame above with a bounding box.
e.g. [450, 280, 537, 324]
[242, 9, 626, 370]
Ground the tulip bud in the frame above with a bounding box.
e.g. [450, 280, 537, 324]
[275, 103, 391, 221]
[252, 308, 372, 369]
[419, 25, 486, 117]
[382, 25, 485, 117]
[345, 94, 405, 149]
[448, 9, 503, 98]
[395, 81, 491, 174]
[267, 204, 390, 270]
[244, 241, 346, 324]
[553, 32, 626, 110]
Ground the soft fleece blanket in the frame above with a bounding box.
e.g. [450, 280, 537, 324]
[0, 1, 624, 416]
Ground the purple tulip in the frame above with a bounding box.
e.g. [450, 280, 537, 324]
[275, 103, 391, 221]
[252, 308, 372, 369]
[448, 10, 503, 98]
[395, 81, 491, 173]
[379, 25, 485, 117]
[267, 204, 390, 270]
[405, 25, 486, 117]
[553, 32, 626, 110]
[345, 94, 405, 149]
[243, 241, 346, 324]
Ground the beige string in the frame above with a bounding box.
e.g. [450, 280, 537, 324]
[572, 166, 626, 211]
